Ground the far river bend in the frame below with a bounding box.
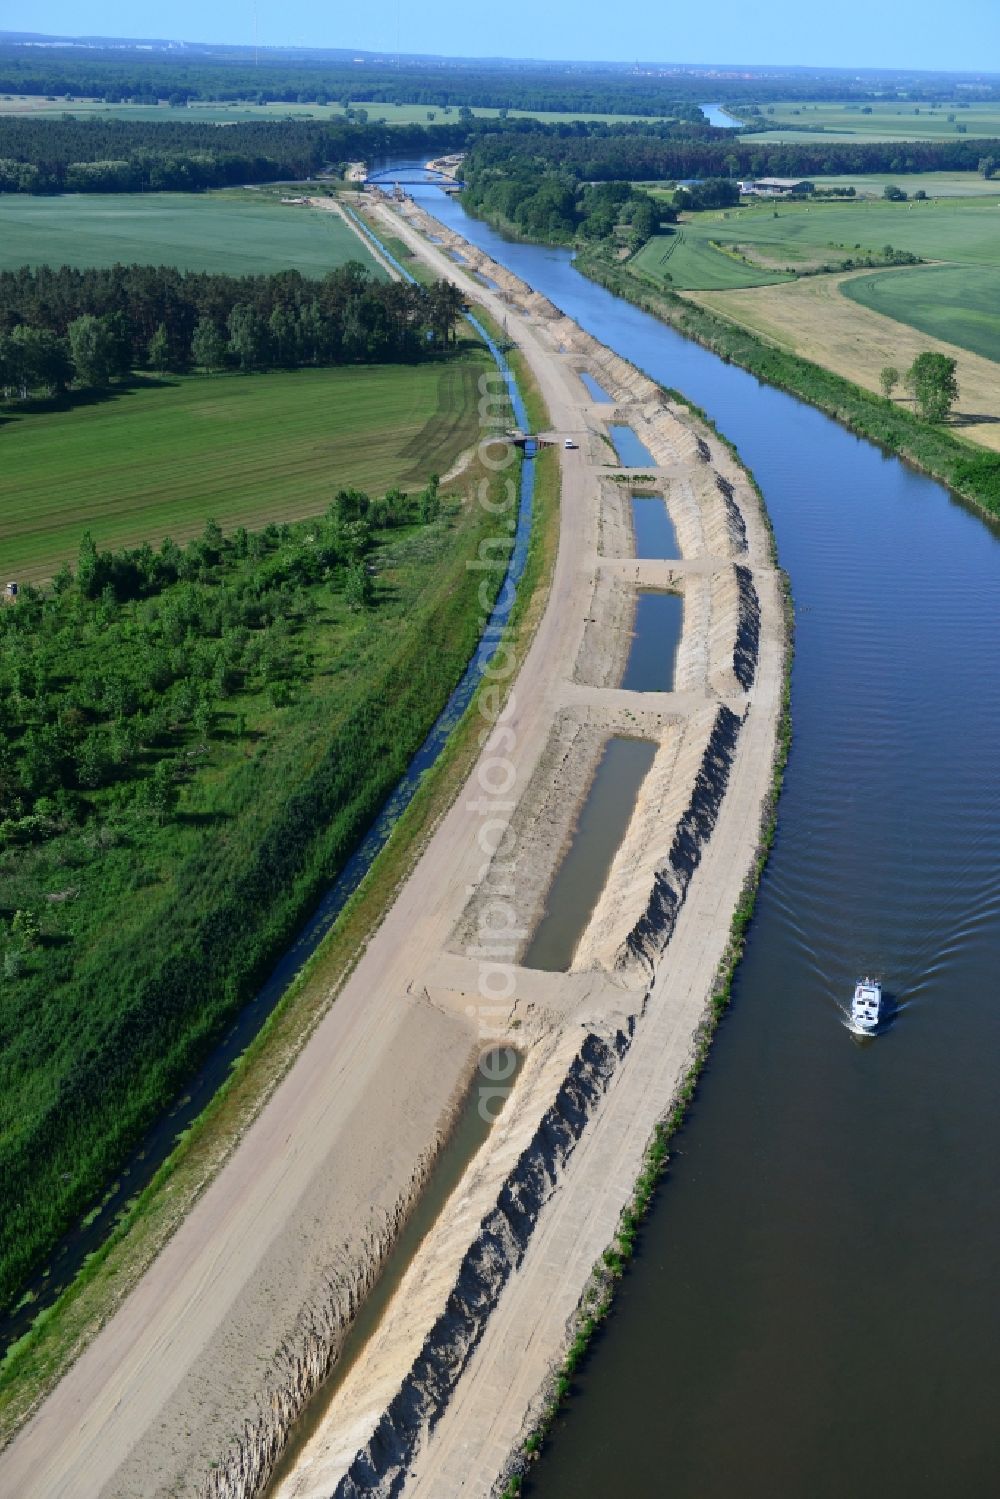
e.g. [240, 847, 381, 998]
[397, 170, 1000, 1497]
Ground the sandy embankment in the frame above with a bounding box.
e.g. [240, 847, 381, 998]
[0, 198, 785, 1499]
[264, 205, 786, 1498]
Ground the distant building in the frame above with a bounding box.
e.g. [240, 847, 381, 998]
[738, 177, 811, 196]
[5, 581, 17, 600]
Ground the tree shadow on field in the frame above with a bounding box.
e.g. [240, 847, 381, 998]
[0, 373, 180, 429]
[950, 410, 1000, 428]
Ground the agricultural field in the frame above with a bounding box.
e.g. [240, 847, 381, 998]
[1, 357, 484, 581]
[0, 93, 659, 126]
[740, 99, 1000, 143]
[633, 194, 1000, 291]
[685, 271, 1000, 452]
[630, 227, 792, 290]
[0, 190, 383, 276]
[629, 191, 1000, 444]
[844, 264, 1000, 364]
[807, 171, 1000, 199]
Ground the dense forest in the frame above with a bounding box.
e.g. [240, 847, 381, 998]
[0, 115, 479, 192]
[0, 459, 509, 1312]
[464, 128, 1000, 186]
[0, 263, 465, 394]
[0, 44, 703, 116]
[1, 40, 998, 110]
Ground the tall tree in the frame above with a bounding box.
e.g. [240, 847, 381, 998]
[191, 317, 225, 372]
[906, 352, 959, 423]
[226, 303, 267, 372]
[68, 314, 115, 388]
[147, 322, 171, 373]
[879, 365, 900, 398]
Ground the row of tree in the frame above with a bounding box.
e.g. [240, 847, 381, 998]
[464, 129, 1000, 186]
[0, 263, 466, 395]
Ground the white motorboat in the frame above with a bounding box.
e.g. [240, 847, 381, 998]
[851, 976, 882, 1033]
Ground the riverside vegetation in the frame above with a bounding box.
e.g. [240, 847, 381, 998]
[457, 136, 1000, 515]
[0, 377, 515, 1321]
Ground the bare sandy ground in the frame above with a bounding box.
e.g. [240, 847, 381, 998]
[686, 267, 1000, 452]
[0, 198, 785, 1499]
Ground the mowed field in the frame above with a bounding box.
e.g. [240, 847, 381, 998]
[684, 270, 1000, 451]
[634, 197, 1000, 365]
[0, 191, 385, 275]
[1, 358, 485, 580]
[631, 226, 792, 290]
[741, 100, 1000, 142]
[844, 264, 1000, 364]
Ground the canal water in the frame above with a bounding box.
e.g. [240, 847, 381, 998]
[609, 423, 656, 467]
[400, 171, 1000, 1497]
[631, 493, 679, 559]
[621, 591, 683, 692]
[578, 370, 611, 402]
[521, 738, 657, 973]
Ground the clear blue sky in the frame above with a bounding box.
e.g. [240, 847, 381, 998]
[8, 0, 999, 73]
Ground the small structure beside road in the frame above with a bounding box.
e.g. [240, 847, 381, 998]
[738, 176, 812, 196]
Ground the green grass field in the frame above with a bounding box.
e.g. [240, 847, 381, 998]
[741, 100, 1000, 142]
[635, 195, 1000, 291]
[843, 264, 1000, 364]
[1, 358, 484, 580]
[0, 93, 661, 127]
[631, 226, 792, 290]
[0, 190, 386, 276]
